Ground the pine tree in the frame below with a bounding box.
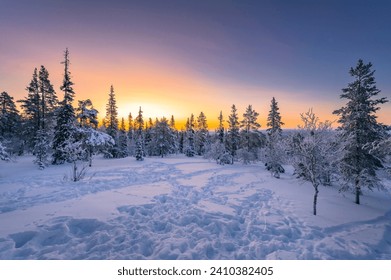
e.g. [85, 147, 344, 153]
[266, 97, 284, 136]
[153, 117, 176, 157]
[52, 49, 77, 164]
[33, 129, 50, 169]
[117, 117, 128, 158]
[134, 107, 145, 160]
[38, 65, 58, 130]
[195, 112, 209, 156]
[77, 99, 98, 128]
[0, 140, 10, 161]
[265, 97, 285, 177]
[184, 114, 196, 157]
[239, 105, 263, 163]
[217, 111, 225, 144]
[333, 59, 389, 204]
[105, 85, 118, 139]
[226, 104, 240, 164]
[0, 91, 20, 139]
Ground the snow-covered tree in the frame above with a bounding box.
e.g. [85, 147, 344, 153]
[33, 129, 50, 169]
[117, 117, 128, 158]
[183, 114, 196, 157]
[216, 111, 225, 144]
[226, 104, 240, 164]
[290, 109, 336, 215]
[152, 117, 176, 157]
[0, 141, 10, 161]
[83, 127, 114, 167]
[19, 68, 40, 132]
[195, 112, 209, 156]
[105, 85, 118, 140]
[0, 91, 20, 139]
[238, 105, 264, 164]
[134, 107, 145, 161]
[333, 59, 389, 204]
[264, 97, 285, 178]
[38, 65, 58, 130]
[52, 49, 77, 164]
[77, 99, 98, 128]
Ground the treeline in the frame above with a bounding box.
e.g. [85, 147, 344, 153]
[1, 50, 390, 213]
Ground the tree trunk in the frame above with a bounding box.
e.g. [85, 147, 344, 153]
[73, 161, 77, 182]
[313, 185, 319, 215]
[355, 179, 360, 205]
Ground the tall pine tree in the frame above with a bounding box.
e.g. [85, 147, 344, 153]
[226, 104, 240, 164]
[52, 48, 77, 164]
[333, 59, 389, 204]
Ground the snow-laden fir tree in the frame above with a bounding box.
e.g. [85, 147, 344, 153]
[77, 99, 98, 128]
[134, 107, 145, 161]
[183, 114, 196, 157]
[264, 97, 285, 178]
[195, 112, 209, 156]
[117, 117, 128, 158]
[0, 91, 20, 140]
[127, 112, 135, 155]
[0, 140, 10, 161]
[105, 85, 118, 140]
[290, 109, 336, 215]
[333, 59, 389, 204]
[52, 48, 77, 164]
[217, 111, 225, 144]
[169, 115, 179, 154]
[152, 117, 176, 157]
[144, 118, 155, 156]
[226, 104, 240, 164]
[238, 105, 263, 164]
[38, 65, 58, 130]
[33, 129, 50, 169]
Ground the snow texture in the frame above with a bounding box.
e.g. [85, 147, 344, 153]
[0, 155, 390, 259]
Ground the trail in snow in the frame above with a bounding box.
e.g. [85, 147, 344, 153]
[0, 156, 390, 259]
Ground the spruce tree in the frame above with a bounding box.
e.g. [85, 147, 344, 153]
[118, 117, 128, 158]
[105, 85, 118, 139]
[195, 112, 209, 156]
[265, 97, 285, 177]
[134, 107, 145, 160]
[52, 48, 77, 164]
[217, 111, 225, 144]
[333, 59, 389, 204]
[184, 114, 196, 157]
[226, 104, 240, 164]
[76, 99, 98, 128]
[38, 65, 58, 130]
[239, 105, 263, 163]
[0, 91, 20, 139]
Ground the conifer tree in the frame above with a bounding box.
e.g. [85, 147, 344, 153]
[117, 117, 128, 158]
[134, 107, 145, 160]
[52, 48, 77, 164]
[265, 97, 285, 177]
[226, 104, 240, 164]
[38, 65, 58, 130]
[333, 59, 389, 204]
[239, 105, 263, 163]
[105, 85, 118, 140]
[77, 99, 98, 128]
[0, 91, 20, 139]
[195, 112, 209, 156]
[184, 114, 196, 157]
[217, 111, 225, 144]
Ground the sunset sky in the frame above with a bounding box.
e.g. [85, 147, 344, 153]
[1, 0, 390, 128]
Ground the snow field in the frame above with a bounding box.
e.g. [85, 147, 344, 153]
[0, 155, 390, 259]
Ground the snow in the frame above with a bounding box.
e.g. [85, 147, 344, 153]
[0, 155, 390, 259]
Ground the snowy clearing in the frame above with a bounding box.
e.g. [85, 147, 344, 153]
[0, 155, 390, 259]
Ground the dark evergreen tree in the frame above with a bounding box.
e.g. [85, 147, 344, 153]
[195, 112, 209, 156]
[216, 111, 225, 144]
[226, 104, 240, 164]
[184, 114, 196, 157]
[239, 105, 263, 163]
[33, 129, 50, 169]
[0, 91, 20, 139]
[52, 48, 77, 164]
[152, 117, 176, 157]
[105, 85, 118, 140]
[38, 65, 58, 130]
[333, 59, 389, 204]
[77, 99, 98, 128]
[117, 117, 128, 158]
[265, 97, 285, 177]
[134, 107, 145, 160]
[266, 97, 284, 136]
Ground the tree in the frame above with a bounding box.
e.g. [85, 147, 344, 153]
[216, 111, 225, 144]
[267, 97, 284, 136]
[134, 107, 145, 161]
[290, 109, 335, 215]
[77, 99, 98, 128]
[153, 117, 176, 157]
[0, 141, 10, 161]
[226, 104, 240, 164]
[195, 112, 209, 156]
[239, 105, 263, 163]
[183, 114, 196, 157]
[52, 49, 77, 164]
[265, 97, 285, 178]
[38, 65, 58, 130]
[117, 117, 128, 158]
[333, 59, 389, 204]
[105, 85, 118, 139]
[0, 91, 20, 139]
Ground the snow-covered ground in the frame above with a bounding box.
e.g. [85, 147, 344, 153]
[0, 155, 390, 259]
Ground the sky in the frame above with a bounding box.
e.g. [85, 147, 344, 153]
[1, 0, 390, 128]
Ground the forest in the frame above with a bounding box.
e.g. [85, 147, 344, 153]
[1, 49, 390, 215]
